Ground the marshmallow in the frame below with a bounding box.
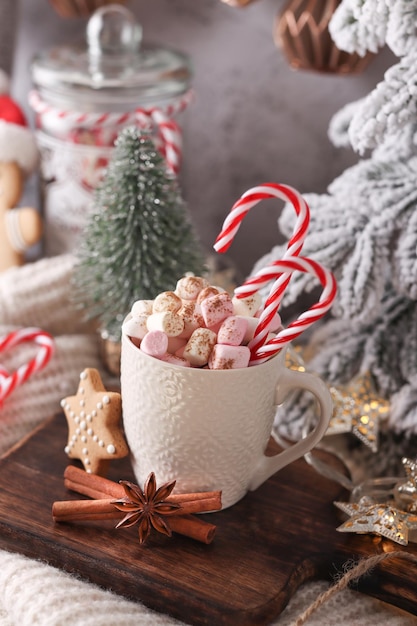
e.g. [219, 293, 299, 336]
[175, 275, 208, 300]
[236, 315, 259, 344]
[140, 330, 168, 358]
[153, 291, 182, 313]
[178, 301, 204, 339]
[217, 315, 248, 346]
[167, 335, 187, 354]
[232, 292, 262, 317]
[161, 353, 191, 367]
[208, 344, 251, 370]
[124, 274, 275, 370]
[146, 311, 184, 337]
[200, 292, 234, 328]
[183, 328, 217, 367]
[122, 314, 148, 340]
[131, 299, 153, 317]
[196, 286, 220, 304]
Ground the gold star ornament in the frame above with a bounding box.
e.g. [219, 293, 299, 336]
[61, 368, 129, 475]
[335, 498, 417, 546]
[327, 372, 390, 452]
[396, 457, 417, 513]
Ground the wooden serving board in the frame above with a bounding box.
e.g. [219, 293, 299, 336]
[0, 414, 417, 625]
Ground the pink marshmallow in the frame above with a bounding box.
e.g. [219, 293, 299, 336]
[140, 330, 168, 358]
[208, 344, 251, 370]
[166, 335, 187, 354]
[196, 286, 220, 304]
[236, 315, 259, 344]
[217, 316, 248, 346]
[160, 353, 191, 367]
[200, 292, 234, 328]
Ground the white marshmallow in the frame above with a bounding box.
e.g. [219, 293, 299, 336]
[175, 275, 208, 300]
[131, 299, 153, 317]
[183, 328, 217, 367]
[146, 311, 184, 337]
[232, 292, 262, 317]
[153, 291, 182, 313]
[178, 301, 204, 339]
[122, 314, 148, 340]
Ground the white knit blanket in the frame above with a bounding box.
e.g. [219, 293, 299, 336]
[0, 255, 414, 626]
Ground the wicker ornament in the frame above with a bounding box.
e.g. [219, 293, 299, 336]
[275, 0, 373, 74]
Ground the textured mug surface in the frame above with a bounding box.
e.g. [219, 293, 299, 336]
[120, 332, 332, 508]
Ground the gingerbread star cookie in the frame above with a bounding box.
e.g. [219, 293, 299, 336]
[61, 368, 128, 475]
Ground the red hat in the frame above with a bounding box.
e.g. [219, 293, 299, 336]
[0, 70, 39, 176]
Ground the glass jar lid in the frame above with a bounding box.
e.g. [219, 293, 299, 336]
[31, 5, 192, 111]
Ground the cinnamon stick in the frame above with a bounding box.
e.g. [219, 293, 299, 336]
[64, 466, 222, 511]
[52, 499, 119, 522]
[52, 499, 216, 544]
[64, 466, 122, 500]
[169, 515, 216, 544]
[54, 494, 220, 519]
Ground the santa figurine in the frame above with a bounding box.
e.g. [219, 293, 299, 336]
[0, 70, 42, 272]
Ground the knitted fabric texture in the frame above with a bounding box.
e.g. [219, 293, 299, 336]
[0, 550, 414, 626]
[0, 254, 102, 453]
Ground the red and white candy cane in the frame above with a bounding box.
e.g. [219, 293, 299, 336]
[214, 182, 310, 351]
[213, 182, 310, 256]
[247, 257, 337, 365]
[28, 89, 193, 176]
[0, 328, 55, 404]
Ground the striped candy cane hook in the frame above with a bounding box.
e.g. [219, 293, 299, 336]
[247, 257, 337, 365]
[0, 328, 55, 405]
[213, 182, 310, 257]
[214, 182, 311, 353]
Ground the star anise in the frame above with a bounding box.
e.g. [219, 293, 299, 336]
[112, 472, 181, 543]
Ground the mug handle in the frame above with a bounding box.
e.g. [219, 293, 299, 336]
[248, 366, 333, 492]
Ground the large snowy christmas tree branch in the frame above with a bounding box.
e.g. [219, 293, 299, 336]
[329, 0, 417, 58]
[327, 1, 417, 154]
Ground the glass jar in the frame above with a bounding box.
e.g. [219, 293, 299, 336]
[30, 5, 192, 256]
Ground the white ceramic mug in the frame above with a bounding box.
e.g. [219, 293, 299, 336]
[120, 332, 333, 508]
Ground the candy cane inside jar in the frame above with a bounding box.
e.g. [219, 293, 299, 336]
[30, 5, 193, 256]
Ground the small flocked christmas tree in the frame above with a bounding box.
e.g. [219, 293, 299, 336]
[74, 126, 205, 340]
[254, 2, 417, 451]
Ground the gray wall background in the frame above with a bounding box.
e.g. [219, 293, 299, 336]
[12, 0, 395, 276]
